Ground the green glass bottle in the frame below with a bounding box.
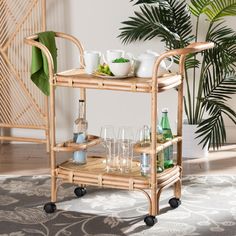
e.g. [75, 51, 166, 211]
[160, 108, 174, 168]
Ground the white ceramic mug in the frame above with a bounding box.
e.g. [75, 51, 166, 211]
[84, 50, 101, 74]
[103, 49, 125, 63]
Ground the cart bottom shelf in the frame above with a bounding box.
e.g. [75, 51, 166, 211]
[56, 156, 181, 190]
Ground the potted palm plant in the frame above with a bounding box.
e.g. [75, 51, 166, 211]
[119, 0, 236, 153]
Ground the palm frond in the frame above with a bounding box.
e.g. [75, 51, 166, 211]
[203, 70, 236, 101]
[119, 0, 194, 48]
[189, 0, 212, 17]
[196, 100, 236, 149]
[184, 54, 201, 70]
[204, 22, 236, 82]
[203, 0, 236, 21]
[168, 0, 194, 47]
[131, 0, 169, 6]
[119, 5, 179, 45]
[196, 113, 226, 150]
[194, 19, 236, 149]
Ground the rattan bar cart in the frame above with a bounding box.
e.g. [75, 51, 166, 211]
[25, 32, 214, 226]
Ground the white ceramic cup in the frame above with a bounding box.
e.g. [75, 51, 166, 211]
[103, 49, 125, 63]
[84, 50, 101, 74]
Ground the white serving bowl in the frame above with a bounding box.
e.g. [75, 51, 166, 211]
[108, 61, 131, 76]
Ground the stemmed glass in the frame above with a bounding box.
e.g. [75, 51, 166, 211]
[100, 125, 115, 142]
[100, 125, 119, 172]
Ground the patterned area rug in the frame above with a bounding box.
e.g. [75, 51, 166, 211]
[0, 176, 236, 236]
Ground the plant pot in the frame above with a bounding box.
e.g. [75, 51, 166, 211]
[182, 123, 208, 158]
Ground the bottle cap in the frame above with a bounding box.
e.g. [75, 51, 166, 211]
[162, 108, 168, 113]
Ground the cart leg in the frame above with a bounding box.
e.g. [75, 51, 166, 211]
[44, 70, 57, 214]
[143, 187, 158, 226]
[51, 175, 57, 202]
[156, 188, 163, 215]
[45, 96, 50, 153]
[168, 179, 182, 209]
[151, 188, 158, 216]
[174, 179, 181, 199]
[144, 191, 158, 226]
[50, 140, 57, 202]
[137, 189, 157, 226]
[44, 168, 58, 214]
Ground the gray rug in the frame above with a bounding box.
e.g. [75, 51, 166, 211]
[0, 176, 236, 236]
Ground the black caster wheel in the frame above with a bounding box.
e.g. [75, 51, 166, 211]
[169, 197, 181, 209]
[144, 215, 157, 226]
[74, 187, 87, 198]
[44, 202, 56, 213]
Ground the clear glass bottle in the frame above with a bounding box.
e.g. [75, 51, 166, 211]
[160, 108, 174, 169]
[139, 125, 151, 176]
[73, 99, 88, 142]
[73, 99, 88, 165]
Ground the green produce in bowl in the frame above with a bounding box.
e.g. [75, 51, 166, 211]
[97, 63, 113, 76]
[112, 57, 130, 63]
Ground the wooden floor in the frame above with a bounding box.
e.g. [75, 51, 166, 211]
[0, 143, 236, 175]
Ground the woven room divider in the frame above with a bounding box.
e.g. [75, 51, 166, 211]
[0, 0, 49, 149]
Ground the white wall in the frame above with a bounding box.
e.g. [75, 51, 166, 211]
[12, 0, 236, 143]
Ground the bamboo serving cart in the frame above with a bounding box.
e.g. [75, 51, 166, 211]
[25, 32, 214, 226]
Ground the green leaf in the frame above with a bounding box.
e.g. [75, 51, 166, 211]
[119, 0, 194, 47]
[196, 99, 236, 149]
[131, 0, 167, 5]
[184, 54, 201, 70]
[189, 0, 212, 17]
[119, 5, 180, 44]
[203, 0, 236, 21]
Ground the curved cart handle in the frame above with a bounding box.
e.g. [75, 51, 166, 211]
[24, 32, 85, 82]
[152, 41, 214, 85]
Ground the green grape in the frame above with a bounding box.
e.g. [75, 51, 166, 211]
[98, 64, 103, 72]
[96, 64, 113, 76]
[104, 64, 109, 70]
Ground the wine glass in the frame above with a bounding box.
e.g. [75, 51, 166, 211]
[117, 126, 134, 141]
[100, 125, 115, 143]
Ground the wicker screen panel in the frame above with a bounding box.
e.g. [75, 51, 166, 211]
[0, 0, 48, 144]
[0, 54, 45, 128]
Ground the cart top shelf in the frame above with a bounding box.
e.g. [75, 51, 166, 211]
[54, 68, 182, 93]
